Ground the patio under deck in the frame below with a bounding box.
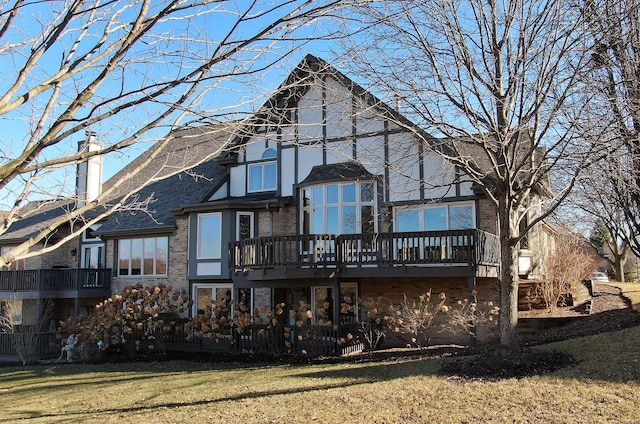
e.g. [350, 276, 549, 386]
[231, 229, 500, 283]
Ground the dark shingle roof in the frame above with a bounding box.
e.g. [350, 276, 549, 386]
[96, 123, 233, 236]
[299, 162, 378, 186]
[0, 199, 73, 242]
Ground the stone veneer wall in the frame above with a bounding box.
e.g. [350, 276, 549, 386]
[359, 276, 500, 346]
[257, 205, 297, 237]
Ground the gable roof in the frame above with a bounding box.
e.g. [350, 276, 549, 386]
[96, 124, 234, 237]
[299, 162, 379, 186]
[0, 199, 73, 243]
[219, 54, 443, 161]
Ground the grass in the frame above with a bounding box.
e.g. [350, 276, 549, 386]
[606, 281, 640, 312]
[1, 284, 639, 423]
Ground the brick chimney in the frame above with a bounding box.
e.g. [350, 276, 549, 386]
[75, 130, 103, 207]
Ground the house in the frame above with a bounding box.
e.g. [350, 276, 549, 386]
[2, 55, 552, 352]
[0, 134, 111, 331]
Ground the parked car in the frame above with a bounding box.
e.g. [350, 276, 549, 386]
[589, 272, 609, 283]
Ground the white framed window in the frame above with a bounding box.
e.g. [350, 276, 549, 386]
[193, 283, 233, 316]
[301, 181, 376, 234]
[395, 202, 475, 231]
[117, 237, 168, 277]
[197, 213, 222, 259]
[248, 149, 277, 192]
[82, 224, 102, 242]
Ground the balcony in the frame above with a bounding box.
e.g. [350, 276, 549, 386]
[0, 268, 111, 299]
[231, 229, 500, 280]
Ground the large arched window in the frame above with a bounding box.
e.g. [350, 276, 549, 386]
[301, 181, 376, 234]
[248, 148, 277, 192]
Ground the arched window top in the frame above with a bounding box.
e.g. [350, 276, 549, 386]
[262, 148, 277, 159]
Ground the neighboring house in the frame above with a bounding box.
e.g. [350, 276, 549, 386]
[2, 55, 552, 348]
[0, 134, 110, 333]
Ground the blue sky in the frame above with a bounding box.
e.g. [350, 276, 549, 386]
[0, 1, 347, 201]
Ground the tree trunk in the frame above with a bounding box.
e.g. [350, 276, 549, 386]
[498, 202, 520, 351]
[614, 257, 626, 283]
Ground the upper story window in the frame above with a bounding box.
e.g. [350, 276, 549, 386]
[395, 203, 475, 232]
[117, 236, 168, 277]
[197, 213, 222, 259]
[248, 148, 277, 192]
[301, 181, 376, 234]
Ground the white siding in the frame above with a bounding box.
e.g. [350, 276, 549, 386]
[280, 125, 296, 146]
[209, 182, 227, 200]
[230, 166, 246, 197]
[423, 151, 457, 199]
[298, 83, 323, 143]
[326, 138, 354, 164]
[297, 145, 323, 183]
[325, 77, 352, 139]
[355, 108, 385, 134]
[387, 133, 421, 202]
[281, 148, 296, 196]
[356, 135, 385, 174]
[197, 262, 221, 276]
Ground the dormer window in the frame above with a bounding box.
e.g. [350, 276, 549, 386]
[249, 148, 277, 192]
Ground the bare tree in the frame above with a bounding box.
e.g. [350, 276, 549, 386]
[0, 0, 351, 268]
[339, 1, 593, 349]
[1, 297, 54, 364]
[570, 172, 631, 281]
[578, 0, 640, 260]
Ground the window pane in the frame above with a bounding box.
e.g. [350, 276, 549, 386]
[343, 183, 356, 202]
[343, 206, 357, 233]
[424, 207, 447, 231]
[312, 208, 324, 233]
[196, 287, 212, 314]
[118, 240, 130, 275]
[249, 165, 262, 191]
[361, 183, 374, 202]
[327, 184, 339, 203]
[262, 148, 277, 159]
[397, 210, 420, 232]
[143, 238, 155, 275]
[156, 237, 168, 275]
[327, 207, 339, 234]
[340, 282, 358, 321]
[131, 239, 143, 275]
[264, 163, 277, 189]
[302, 209, 310, 234]
[198, 214, 221, 258]
[238, 213, 252, 241]
[361, 206, 374, 233]
[449, 205, 474, 229]
[303, 188, 311, 207]
[312, 186, 324, 206]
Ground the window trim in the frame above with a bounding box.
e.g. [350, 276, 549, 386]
[197, 212, 222, 260]
[192, 283, 234, 317]
[301, 180, 377, 235]
[236, 212, 254, 241]
[117, 236, 168, 277]
[395, 202, 476, 231]
[247, 148, 277, 193]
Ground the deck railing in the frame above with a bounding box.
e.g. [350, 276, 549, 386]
[231, 229, 500, 270]
[0, 268, 111, 292]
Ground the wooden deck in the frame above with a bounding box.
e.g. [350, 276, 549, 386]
[231, 229, 500, 280]
[0, 268, 111, 298]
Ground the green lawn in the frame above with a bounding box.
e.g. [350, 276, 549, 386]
[1, 284, 639, 423]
